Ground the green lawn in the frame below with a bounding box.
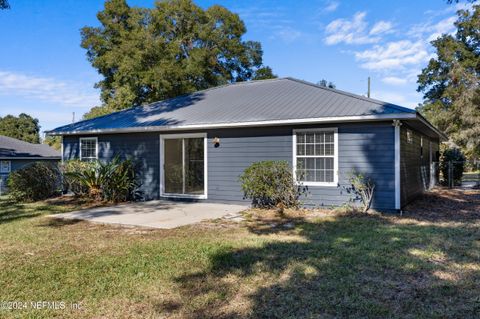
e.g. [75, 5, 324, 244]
[1, 190, 480, 318]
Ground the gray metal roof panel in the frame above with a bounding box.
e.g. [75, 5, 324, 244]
[49, 77, 416, 134]
[0, 136, 60, 158]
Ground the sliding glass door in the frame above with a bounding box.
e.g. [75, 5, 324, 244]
[162, 134, 206, 198]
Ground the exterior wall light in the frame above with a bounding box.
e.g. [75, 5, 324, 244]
[213, 137, 220, 148]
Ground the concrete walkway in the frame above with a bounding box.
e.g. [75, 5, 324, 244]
[51, 200, 248, 229]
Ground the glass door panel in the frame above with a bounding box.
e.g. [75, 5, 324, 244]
[185, 138, 204, 195]
[163, 136, 205, 196]
[164, 138, 183, 194]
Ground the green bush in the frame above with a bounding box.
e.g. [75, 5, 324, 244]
[62, 160, 92, 196]
[64, 157, 139, 202]
[239, 160, 305, 209]
[440, 147, 465, 186]
[8, 162, 61, 202]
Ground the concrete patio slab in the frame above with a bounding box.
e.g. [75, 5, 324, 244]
[51, 200, 248, 229]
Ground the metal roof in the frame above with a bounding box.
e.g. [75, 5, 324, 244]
[48, 77, 424, 136]
[0, 135, 60, 159]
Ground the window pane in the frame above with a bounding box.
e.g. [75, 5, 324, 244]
[185, 138, 204, 195]
[315, 144, 324, 156]
[315, 133, 324, 143]
[297, 133, 305, 143]
[305, 170, 315, 181]
[305, 144, 315, 155]
[306, 158, 315, 169]
[325, 158, 334, 169]
[315, 158, 323, 169]
[316, 170, 325, 182]
[305, 134, 315, 143]
[297, 158, 306, 170]
[325, 132, 334, 143]
[297, 144, 305, 156]
[324, 143, 334, 156]
[325, 170, 334, 182]
[164, 139, 183, 194]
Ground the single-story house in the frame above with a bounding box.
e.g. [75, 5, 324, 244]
[0, 135, 61, 192]
[47, 78, 446, 211]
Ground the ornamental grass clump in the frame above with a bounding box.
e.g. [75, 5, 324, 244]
[63, 156, 139, 202]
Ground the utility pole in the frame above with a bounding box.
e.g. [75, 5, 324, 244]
[367, 76, 371, 98]
[72, 112, 75, 123]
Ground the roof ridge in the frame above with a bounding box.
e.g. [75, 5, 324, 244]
[284, 77, 414, 113]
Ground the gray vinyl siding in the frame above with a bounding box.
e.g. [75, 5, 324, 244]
[400, 124, 440, 207]
[62, 122, 396, 210]
[63, 134, 160, 200]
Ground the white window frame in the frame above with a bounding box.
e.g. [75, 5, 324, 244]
[79, 137, 98, 161]
[0, 160, 11, 173]
[159, 133, 208, 199]
[292, 128, 339, 187]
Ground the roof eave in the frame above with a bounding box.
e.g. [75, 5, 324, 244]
[46, 113, 417, 136]
[414, 112, 448, 141]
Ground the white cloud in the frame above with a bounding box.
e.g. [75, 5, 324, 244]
[324, 12, 395, 45]
[372, 90, 421, 109]
[354, 40, 430, 70]
[369, 21, 394, 35]
[382, 76, 408, 86]
[323, 1, 339, 13]
[0, 70, 99, 108]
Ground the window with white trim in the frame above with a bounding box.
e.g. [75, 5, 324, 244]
[295, 130, 336, 184]
[0, 160, 11, 173]
[80, 137, 98, 162]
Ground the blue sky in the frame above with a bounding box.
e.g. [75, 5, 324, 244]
[0, 0, 471, 134]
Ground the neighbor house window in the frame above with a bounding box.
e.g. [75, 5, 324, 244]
[420, 136, 423, 158]
[0, 160, 11, 173]
[407, 129, 413, 144]
[294, 129, 337, 185]
[79, 137, 98, 161]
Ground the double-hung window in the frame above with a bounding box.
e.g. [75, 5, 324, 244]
[0, 160, 11, 173]
[294, 128, 338, 185]
[79, 137, 98, 162]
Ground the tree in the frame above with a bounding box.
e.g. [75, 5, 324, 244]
[252, 66, 277, 80]
[417, 5, 480, 158]
[44, 136, 62, 150]
[0, 0, 9, 10]
[0, 114, 40, 144]
[317, 79, 336, 89]
[81, 0, 274, 117]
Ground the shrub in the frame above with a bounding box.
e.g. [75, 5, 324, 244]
[64, 157, 139, 202]
[440, 147, 465, 186]
[347, 170, 375, 213]
[62, 160, 92, 196]
[239, 160, 305, 209]
[8, 162, 61, 202]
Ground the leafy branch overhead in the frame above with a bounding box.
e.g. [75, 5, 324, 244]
[81, 0, 276, 118]
[417, 5, 480, 158]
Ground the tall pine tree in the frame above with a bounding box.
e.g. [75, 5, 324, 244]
[417, 5, 480, 158]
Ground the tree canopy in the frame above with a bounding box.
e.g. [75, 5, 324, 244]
[0, 0, 9, 10]
[417, 5, 480, 158]
[81, 0, 275, 118]
[0, 114, 40, 144]
[317, 79, 336, 89]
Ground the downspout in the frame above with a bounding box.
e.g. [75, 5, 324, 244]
[393, 120, 402, 212]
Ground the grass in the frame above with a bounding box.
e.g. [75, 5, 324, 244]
[1, 190, 480, 318]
